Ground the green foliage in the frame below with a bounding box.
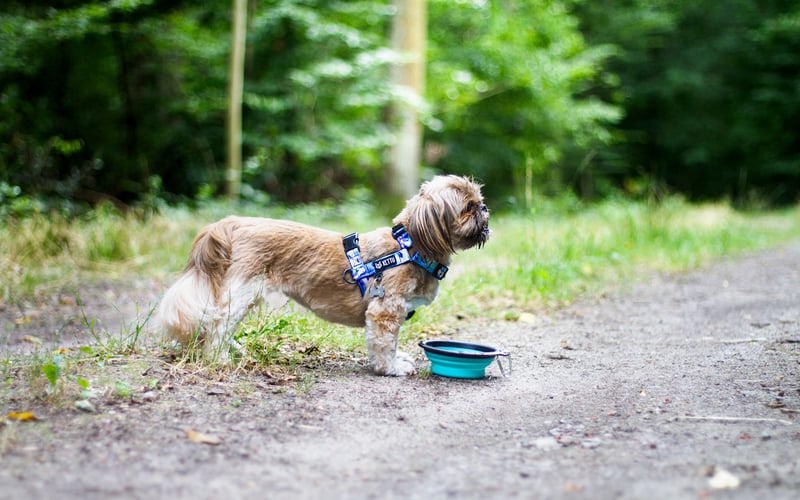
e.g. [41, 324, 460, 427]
[235, 307, 363, 366]
[241, 0, 397, 201]
[41, 355, 63, 388]
[577, 0, 800, 204]
[0, 0, 399, 207]
[0, 0, 621, 210]
[426, 0, 621, 207]
[1, 0, 799, 211]
[0, 0, 229, 206]
[114, 380, 132, 398]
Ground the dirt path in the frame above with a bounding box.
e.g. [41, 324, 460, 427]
[2, 244, 799, 499]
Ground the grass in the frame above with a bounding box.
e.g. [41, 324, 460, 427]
[424, 197, 800, 321]
[2, 195, 800, 380]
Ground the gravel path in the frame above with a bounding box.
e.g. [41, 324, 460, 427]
[1, 243, 798, 499]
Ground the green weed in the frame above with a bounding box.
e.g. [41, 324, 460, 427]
[41, 354, 63, 389]
[17, 348, 84, 402]
[234, 307, 363, 368]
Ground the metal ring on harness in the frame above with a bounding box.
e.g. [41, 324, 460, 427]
[342, 268, 357, 284]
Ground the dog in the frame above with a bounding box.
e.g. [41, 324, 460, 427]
[156, 175, 490, 375]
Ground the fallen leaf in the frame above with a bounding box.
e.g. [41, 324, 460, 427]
[21, 335, 42, 344]
[267, 374, 298, 386]
[560, 340, 576, 350]
[15, 316, 32, 326]
[563, 483, 584, 492]
[6, 411, 37, 422]
[518, 312, 536, 323]
[59, 296, 77, 306]
[185, 429, 222, 445]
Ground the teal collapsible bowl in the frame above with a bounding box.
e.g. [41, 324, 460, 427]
[418, 340, 510, 379]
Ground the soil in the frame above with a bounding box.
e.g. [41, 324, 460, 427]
[1, 243, 799, 499]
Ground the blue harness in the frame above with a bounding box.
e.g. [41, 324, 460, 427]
[342, 224, 448, 297]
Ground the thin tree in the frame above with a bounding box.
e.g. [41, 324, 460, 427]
[225, 0, 247, 201]
[387, 0, 426, 201]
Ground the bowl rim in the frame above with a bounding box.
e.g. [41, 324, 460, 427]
[418, 339, 508, 359]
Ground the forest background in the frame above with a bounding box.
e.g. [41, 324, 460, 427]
[1, 0, 798, 215]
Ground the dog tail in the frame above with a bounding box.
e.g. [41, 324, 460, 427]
[157, 219, 237, 344]
[184, 219, 235, 296]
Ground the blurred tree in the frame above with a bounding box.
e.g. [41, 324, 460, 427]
[577, 0, 800, 204]
[240, 0, 396, 202]
[425, 0, 621, 208]
[0, 0, 398, 206]
[226, 0, 247, 201]
[0, 0, 230, 206]
[386, 0, 426, 204]
[4, 0, 794, 210]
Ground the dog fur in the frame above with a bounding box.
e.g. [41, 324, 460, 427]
[156, 175, 490, 375]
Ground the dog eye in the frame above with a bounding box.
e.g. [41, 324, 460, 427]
[464, 201, 476, 213]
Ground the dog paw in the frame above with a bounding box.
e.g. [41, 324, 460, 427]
[389, 351, 417, 376]
[396, 350, 413, 364]
[370, 350, 417, 376]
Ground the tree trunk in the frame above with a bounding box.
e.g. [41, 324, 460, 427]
[225, 0, 247, 201]
[387, 0, 426, 202]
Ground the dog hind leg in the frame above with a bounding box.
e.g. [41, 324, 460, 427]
[156, 269, 216, 346]
[204, 277, 272, 361]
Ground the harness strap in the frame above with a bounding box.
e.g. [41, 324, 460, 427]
[342, 224, 448, 297]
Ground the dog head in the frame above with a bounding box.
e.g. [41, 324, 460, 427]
[393, 175, 490, 262]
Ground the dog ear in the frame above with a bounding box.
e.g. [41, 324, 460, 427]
[405, 191, 457, 261]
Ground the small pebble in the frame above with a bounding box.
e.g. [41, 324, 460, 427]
[581, 437, 602, 449]
[75, 400, 97, 413]
[533, 436, 561, 450]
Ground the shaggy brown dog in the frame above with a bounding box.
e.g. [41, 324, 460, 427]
[156, 175, 490, 375]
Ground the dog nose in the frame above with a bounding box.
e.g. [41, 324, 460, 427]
[479, 203, 488, 213]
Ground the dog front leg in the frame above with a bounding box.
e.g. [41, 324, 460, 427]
[364, 300, 416, 376]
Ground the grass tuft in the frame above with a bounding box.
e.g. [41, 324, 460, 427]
[234, 306, 365, 368]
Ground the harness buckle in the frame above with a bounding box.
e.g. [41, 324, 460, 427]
[343, 232, 360, 251]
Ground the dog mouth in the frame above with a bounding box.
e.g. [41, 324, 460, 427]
[474, 224, 491, 249]
[458, 206, 490, 250]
